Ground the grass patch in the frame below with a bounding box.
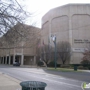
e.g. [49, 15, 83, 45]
[47, 68, 82, 72]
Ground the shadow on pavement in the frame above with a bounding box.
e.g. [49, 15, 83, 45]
[43, 69, 90, 82]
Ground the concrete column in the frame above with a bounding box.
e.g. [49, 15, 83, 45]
[1, 57, 2, 64]
[69, 16, 73, 46]
[0, 57, 2, 64]
[34, 56, 36, 65]
[5, 56, 7, 64]
[21, 41, 24, 65]
[21, 54, 24, 65]
[13, 48, 16, 64]
[1, 57, 3, 64]
[2, 57, 4, 64]
[0, 57, 1, 64]
[8, 49, 11, 65]
[9, 55, 11, 65]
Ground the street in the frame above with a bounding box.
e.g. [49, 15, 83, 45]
[0, 65, 89, 90]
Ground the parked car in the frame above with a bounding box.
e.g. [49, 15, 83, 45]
[13, 62, 20, 66]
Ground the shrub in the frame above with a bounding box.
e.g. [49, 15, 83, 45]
[38, 61, 44, 66]
[78, 66, 88, 70]
[81, 60, 90, 64]
[60, 64, 70, 68]
[87, 66, 90, 70]
[81, 60, 90, 67]
[84, 67, 89, 70]
[78, 66, 84, 69]
[48, 61, 57, 67]
[69, 64, 74, 67]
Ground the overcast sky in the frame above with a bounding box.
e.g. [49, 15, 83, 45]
[18, 0, 90, 28]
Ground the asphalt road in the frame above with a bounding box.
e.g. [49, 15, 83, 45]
[0, 65, 89, 90]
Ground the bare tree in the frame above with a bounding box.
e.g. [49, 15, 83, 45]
[0, 0, 29, 35]
[41, 44, 50, 66]
[0, 0, 39, 49]
[82, 50, 90, 61]
[36, 38, 41, 63]
[0, 0, 32, 49]
[0, 0, 42, 47]
[57, 41, 71, 64]
[0, 0, 40, 64]
[81, 50, 90, 65]
[36, 42, 51, 66]
[81, 44, 90, 65]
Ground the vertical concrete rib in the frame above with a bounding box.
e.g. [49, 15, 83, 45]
[69, 5, 73, 47]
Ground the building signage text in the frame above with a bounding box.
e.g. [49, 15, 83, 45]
[74, 39, 90, 43]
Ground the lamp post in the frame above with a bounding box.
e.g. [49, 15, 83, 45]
[51, 35, 57, 69]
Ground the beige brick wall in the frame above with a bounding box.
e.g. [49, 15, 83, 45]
[0, 23, 41, 57]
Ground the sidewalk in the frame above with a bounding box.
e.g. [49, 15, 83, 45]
[0, 65, 89, 90]
[80, 70, 90, 73]
[0, 72, 21, 90]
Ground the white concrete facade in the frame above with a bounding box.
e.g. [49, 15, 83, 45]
[42, 4, 90, 64]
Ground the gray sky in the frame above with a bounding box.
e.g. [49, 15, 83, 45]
[17, 0, 90, 28]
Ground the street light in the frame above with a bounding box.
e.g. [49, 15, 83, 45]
[51, 35, 57, 69]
